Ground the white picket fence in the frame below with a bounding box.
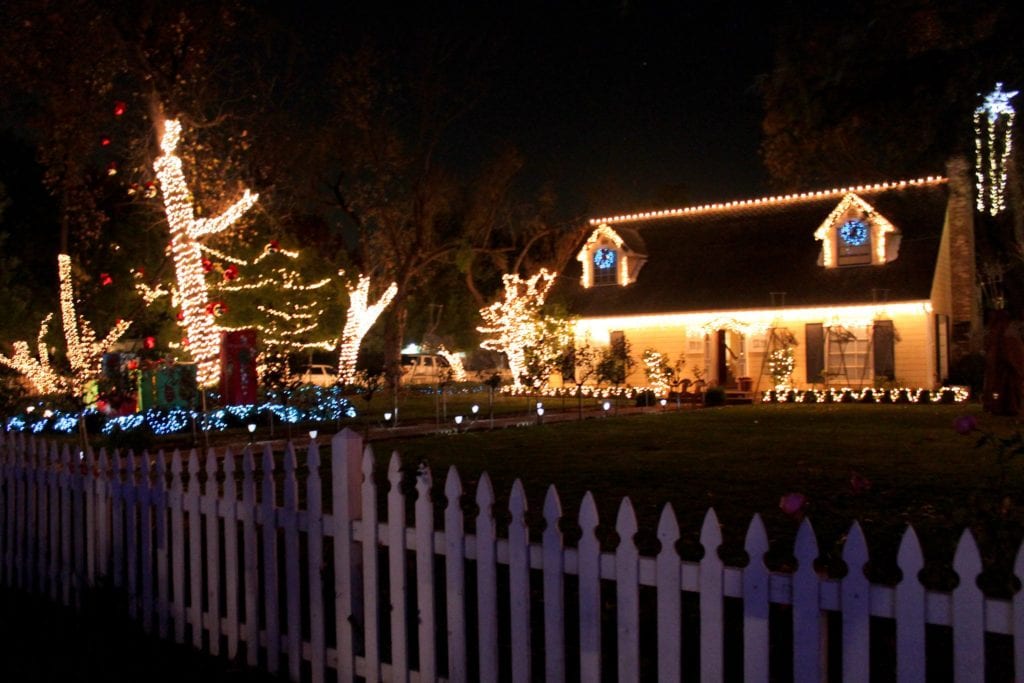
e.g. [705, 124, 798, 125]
[0, 428, 1022, 682]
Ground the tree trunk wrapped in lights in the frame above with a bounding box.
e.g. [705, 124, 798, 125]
[477, 269, 558, 388]
[153, 119, 258, 387]
[338, 274, 397, 385]
[57, 253, 132, 393]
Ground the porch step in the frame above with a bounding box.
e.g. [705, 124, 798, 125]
[725, 391, 754, 405]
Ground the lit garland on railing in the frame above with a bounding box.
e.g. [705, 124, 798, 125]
[974, 83, 1017, 216]
[153, 119, 259, 387]
[478, 269, 558, 387]
[589, 176, 947, 226]
[0, 314, 64, 394]
[338, 274, 397, 385]
[58, 253, 132, 392]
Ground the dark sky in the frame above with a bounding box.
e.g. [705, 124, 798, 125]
[469, 4, 776, 214]
[317, 3, 776, 218]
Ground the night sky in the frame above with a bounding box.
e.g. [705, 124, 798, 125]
[306, 3, 777, 218]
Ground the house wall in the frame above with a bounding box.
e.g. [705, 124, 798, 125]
[574, 302, 938, 391]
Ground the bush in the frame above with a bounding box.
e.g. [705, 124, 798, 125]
[802, 390, 818, 403]
[704, 386, 727, 407]
[634, 390, 657, 407]
[860, 389, 876, 403]
[948, 352, 984, 397]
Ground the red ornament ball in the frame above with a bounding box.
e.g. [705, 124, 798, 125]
[113, 101, 126, 116]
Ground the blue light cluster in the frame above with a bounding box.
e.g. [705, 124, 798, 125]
[5, 392, 358, 439]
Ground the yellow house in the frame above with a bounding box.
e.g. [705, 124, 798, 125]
[555, 161, 979, 393]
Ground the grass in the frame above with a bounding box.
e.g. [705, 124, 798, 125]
[367, 402, 1024, 594]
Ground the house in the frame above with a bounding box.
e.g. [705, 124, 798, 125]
[554, 159, 979, 393]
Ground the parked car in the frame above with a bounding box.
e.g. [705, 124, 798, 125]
[401, 353, 452, 385]
[297, 364, 338, 388]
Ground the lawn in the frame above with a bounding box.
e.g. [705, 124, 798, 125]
[368, 402, 1024, 595]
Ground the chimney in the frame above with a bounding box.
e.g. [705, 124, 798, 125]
[945, 156, 981, 357]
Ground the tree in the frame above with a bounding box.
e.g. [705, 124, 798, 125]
[338, 275, 398, 386]
[477, 269, 559, 387]
[153, 118, 259, 387]
[759, 0, 1024, 190]
[597, 335, 635, 390]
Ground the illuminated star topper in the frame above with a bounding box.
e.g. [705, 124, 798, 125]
[978, 82, 1018, 123]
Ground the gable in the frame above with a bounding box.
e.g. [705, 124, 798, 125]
[575, 224, 648, 288]
[814, 192, 900, 267]
[553, 177, 950, 318]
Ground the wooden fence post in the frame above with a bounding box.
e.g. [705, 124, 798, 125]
[331, 428, 364, 683]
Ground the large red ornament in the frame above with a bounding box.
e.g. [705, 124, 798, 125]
[113, 101, 126, 116]
[99, 273, 113, 286]
[201, 258, 213, 273]
[223, 264, 239, 281]
[100, 136, 111, 147]
[144, 336, 156, 350]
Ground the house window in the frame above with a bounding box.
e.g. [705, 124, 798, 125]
[837, 219, 872, 266]
[593, 248, 618, 285]
[825, 325, 870, 385]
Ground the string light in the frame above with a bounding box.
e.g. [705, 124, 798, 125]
[974, 83, 1017, 216]
[58, 253, 132, 392]
[478, 269, 559, 387]
[0, 314, 64, 394]
[337, 274, 397, 385]
[153, 119, 259, 386]
[589, 176, 946, 226]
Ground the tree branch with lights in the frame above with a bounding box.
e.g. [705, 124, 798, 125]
[0, 314, 64, 395]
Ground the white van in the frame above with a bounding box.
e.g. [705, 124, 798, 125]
[401, 354, 451, 385]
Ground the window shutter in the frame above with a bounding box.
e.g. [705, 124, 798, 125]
[873, 320, 895, 380]
[805, 323, 824, 384]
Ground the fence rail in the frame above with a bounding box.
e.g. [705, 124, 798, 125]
[0, 428, 1020, 681]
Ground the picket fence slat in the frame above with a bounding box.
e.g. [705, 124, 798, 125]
[616, 498, 640, 683]
[475, 473, 499, 683]
[508, 479, 531, 683]
[361, 449, 380, 683]
[700, 508, 725, 683]
[743, 514, 770, 683]
[414, 462, 437, 683]
[386, 453, 409, 683]
[242, 447, 260, 667]
[653, 504, 680, 682]
[2, 430, 1023, 683]
[542, 485, 565, 683]
[305, 440, 326, 683]
[260, 445, 281, 673]
[223, 449, 240, 659]
[953, 529, 984, 683]
[282, 444, 301, 681]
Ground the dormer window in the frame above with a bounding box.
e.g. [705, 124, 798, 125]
[593, 248, 618, 285]
[577, 223, 647, 288]
[815, 193, 900, 268]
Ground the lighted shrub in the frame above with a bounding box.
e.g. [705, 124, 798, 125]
[704, 386, 726, 407]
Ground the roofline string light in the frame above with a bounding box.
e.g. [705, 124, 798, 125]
[153, 118, 258, 387]
[588, 176, 947, 226]
[58, 253, 132, 392]
[974, 82, 1017, 216]
[337, 274, 398, 385]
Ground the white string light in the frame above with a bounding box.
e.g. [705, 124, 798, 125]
[813, 193, 896, 267]
[153, 119, 259, 386]
[338, 274, 397, 384]
[974, 83, 1017, 216]
[0, 314, 64, 394]
[589, 176, 946, 226]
